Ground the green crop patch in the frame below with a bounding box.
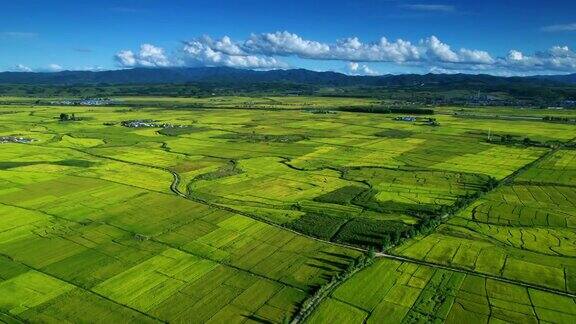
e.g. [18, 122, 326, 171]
[19, 289, 158, 323]
[0, 159, 95, 170]
[311, 258, 576, 323]
[314, 185, 367, 205]
[158, 125, 208, 136]
[307, 298, 369, 323]
[286, 213, 348, 240]
[215, 132, 308, 143]
[517, 149, 576, 186]
[194, 160, 244, 181]
[333, 218, 409, 247]
[374, 129, 414, 138]
[352, 188, 438, 215]
[0, 271, 75, 315]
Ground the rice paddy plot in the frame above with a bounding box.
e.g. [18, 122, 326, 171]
[393, 220, 576, 293]
[517, 149, 576, 186]
[309, 258, 576, 324]
[0, 167, 359, 322]
[431, 145, 546, 179]
[345, 167, 489, 208]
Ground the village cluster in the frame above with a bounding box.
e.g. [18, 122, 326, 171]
[120, 119, 183, 128]
[0, 136, 34, 144]
[50, 98, 118, 106]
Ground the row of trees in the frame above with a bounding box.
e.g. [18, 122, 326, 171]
[381, 216, 442, 249]
[489, 134, 552, 148]
[338, 106, 435, 115]
[543, 116, 575, 123]
[290, 251, 375, 323]
[381, 176, 498, 251]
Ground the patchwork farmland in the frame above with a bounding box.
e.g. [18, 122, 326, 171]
[0, 99, 575, 323]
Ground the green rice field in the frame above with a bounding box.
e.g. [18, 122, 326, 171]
[1, 98, 575, 323]
[309, 258, 576, 323]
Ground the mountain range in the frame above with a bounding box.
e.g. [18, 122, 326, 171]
[0, 67, 574, 87]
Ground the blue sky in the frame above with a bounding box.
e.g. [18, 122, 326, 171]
[1, 0, 576, 75]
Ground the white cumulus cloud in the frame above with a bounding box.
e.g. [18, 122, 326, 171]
[115, 44, 170, 67]
[181, 37, 287, 69]
[115, 50, 136, 66]
[347, 62, 379, 75]
[244, 31, 330, 57]
[13, 64, 32, 72]
[47, 64, 63, 72]
[501, 47, 576, 72]
[458, 48, 494, 64]
[243, 31, 420, 63]
[422, 36, 459, 62]
[113, 32, 576, 75]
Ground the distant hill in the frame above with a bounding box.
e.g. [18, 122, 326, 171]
[0, 67, 356, 85]
[537, 73, 576, 84]
[0, 67, 573, 87]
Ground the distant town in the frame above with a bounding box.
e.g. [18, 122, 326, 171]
[0, 136, 34, 144]
[50, 98, 118, 106]
[120, 119, 181, 128]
